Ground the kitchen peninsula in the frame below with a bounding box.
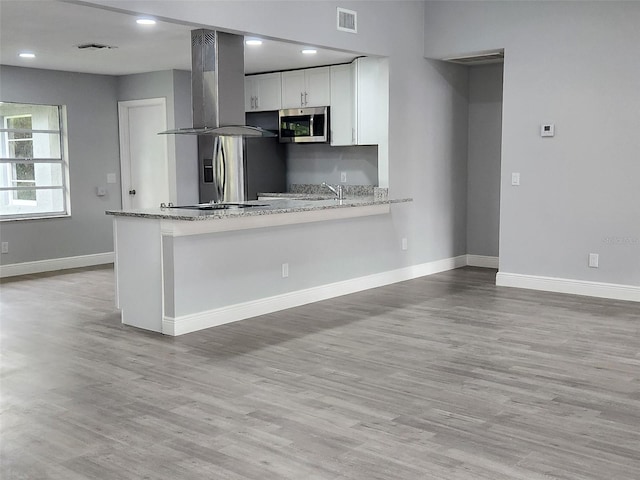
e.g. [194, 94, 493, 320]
[107, 194, 411, 336]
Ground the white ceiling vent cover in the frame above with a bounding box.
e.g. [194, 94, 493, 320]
[76, 43, 117, 51]
[337, 7, 357, 33]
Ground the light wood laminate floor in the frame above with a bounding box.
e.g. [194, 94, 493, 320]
[1, 266, 639, 479]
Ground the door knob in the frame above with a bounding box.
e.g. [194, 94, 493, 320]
[129, 189, 136, 195]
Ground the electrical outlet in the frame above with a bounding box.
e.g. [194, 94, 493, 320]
[588, 253, 599, 268]
[1, 242, 8, 254]
[282, 263, 289, 278]
[401, 238, 408, 251]
[340, 171, 347, 183]
[541, 124, 555, 137]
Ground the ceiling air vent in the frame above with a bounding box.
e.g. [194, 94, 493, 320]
[444, 51, 504, 66]
[337, 7, 357, 33]
[77, 43, 117, 51]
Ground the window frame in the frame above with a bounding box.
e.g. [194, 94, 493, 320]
[0, 102, 70, 221]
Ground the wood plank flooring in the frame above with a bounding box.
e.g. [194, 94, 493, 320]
[1, 266, 639, 479]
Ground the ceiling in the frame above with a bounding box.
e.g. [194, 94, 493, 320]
[0, 0, 358, 76]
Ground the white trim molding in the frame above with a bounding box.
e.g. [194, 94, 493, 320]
[0, 252, 114, 278]
[466, 255, 499, 269]
[496, 272, 640, 303]
[163, 255, 468, 336]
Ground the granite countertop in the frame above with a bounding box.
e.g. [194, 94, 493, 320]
[106, 196, 412, 221]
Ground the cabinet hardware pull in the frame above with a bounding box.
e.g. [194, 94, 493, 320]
[129, 189, 136, 195]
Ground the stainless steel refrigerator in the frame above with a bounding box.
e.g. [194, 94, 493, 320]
[198, 134, 286, 203]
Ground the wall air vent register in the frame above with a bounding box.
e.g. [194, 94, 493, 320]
[337, 7, 357, 33]
[443, 51, 504, 65]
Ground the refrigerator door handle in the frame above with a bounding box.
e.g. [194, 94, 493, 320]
[212, 137, 226, 202]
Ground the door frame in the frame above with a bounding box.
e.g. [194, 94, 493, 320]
[117, 97, 169, 210]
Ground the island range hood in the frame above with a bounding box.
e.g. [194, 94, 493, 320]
[160, 29, 285, 204]
[159, 29, 275, 138]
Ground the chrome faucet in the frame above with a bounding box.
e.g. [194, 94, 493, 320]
[321, 182, 345, 200]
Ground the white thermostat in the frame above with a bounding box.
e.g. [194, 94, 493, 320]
[541, 124, 555, 137]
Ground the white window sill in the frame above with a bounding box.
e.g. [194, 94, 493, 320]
[0, 213, 70, 222]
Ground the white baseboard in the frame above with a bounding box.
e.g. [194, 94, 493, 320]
[466, 255, 499, 269]
[163, 254, 468, 336]
[496, 272, 640, 303]
[0, 252, 114, 278]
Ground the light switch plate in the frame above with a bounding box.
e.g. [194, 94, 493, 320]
[511, 172, 521, 186]
[541, 124, 555, 137]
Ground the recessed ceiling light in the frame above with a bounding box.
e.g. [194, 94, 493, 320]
[301, 49, 317, 55]
[245, 39, 263, 46]
[19, 52, 35, 59]
[136, 18, 156, 25]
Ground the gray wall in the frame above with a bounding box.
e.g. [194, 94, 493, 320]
[0, 65, 120, 265]
[0, 67, 197, 267]
[286, 144, 378, 187]
[425, 0, 640, 286]
[467, 64, 503, 257]
[171, 70, 198, 206]
[86, 0, 470, 270]
[6, 1, 471, 284]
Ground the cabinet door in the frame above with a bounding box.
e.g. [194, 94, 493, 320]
[254, 72, 282, 111]
[330, 64, 355, 146]
[244, 77, 256, 112]
[304, 67, 331, 107]
[281, 70, 306, 108]
[356, 57, 384, 145]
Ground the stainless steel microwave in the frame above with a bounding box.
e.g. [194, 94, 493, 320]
[278, 106, 329, 143]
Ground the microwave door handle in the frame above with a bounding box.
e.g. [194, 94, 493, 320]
[309, 114, 314, 138]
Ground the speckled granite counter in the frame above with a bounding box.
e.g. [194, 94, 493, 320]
[106, 196, 410, 222]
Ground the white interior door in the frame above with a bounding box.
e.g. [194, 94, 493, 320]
[118, 98, 169, 210]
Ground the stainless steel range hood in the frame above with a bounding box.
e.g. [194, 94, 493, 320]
[159, 29, 275, 137]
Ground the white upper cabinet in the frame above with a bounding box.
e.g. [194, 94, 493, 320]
[281, 70, 305, 108]
[281, 67, 331, 108]
[354, 57, 387, 146]
[329, 63, 356, 146]
[245, 72, 282, 112]
[329, 57, 388, 147]
[304, 67, 331, 107]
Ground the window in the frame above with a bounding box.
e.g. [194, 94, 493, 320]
[0, 102, 69, 219]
